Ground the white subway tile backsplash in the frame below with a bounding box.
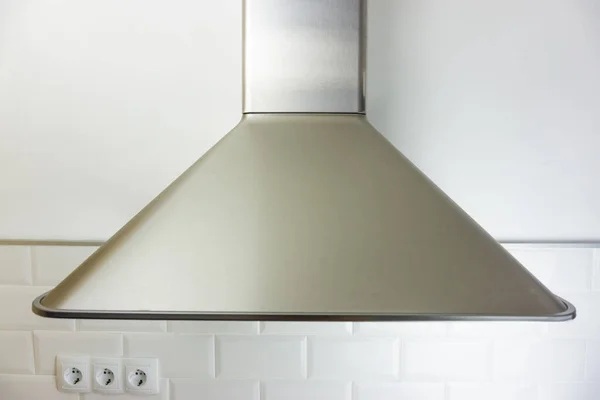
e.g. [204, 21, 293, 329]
[125, 333, 214, 379]
[0, 243, 598, 400]
[79, 319, 166, 332]
[0, 375, 78, 400]
[261, 322, 352, 335]
[539, 383, 597, 400]
[400, 340, 490, 382]
[448, 321, 544, 338]
[493, 339, 586, 382]
[263, 381, 351, 400]
[354, 382, 445, 400]
[354, 322, 447, 337]
[507, 247, 593, 293]
[34, 331, 123, 374]
[0, 286, 75, 331]
[170, 379, 259, 400]
[0, 245, 32, 285]
[82, 378, 169, 400]
[0, 331, 35, 374]
[309, 337, 399, 380]
[31, 245, 98, 286]
[492, 339, 537, 381]
[447, 383, 537, 400]
[585, 340, 600, 380]
[217, 336, 306, 379]
[168, 321, 259, 334]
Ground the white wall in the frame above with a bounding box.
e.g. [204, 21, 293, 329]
[1, 0, 599, 241]
[0, 243, 599, 400]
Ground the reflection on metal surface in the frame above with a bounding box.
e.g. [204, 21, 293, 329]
[33, 114, 574, 321]
[243, 0, 365, 113]
[33, 293, 576, 322]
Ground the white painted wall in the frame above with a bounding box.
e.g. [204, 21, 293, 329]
[1, 0, 599, 241]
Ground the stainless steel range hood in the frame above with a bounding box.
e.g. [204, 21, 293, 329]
[33, 0, 575, 321]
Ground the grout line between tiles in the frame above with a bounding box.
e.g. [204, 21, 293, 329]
[0, 239, 105, 246]
[120, 333, 125, 357]
[30, 331, 37, 375]
[303, 336, 309, 379]
[164, 378, 171, 400]
[212, 335, 219, 378]
[396, 338, 403, 381]
[443, 382, 450, 400]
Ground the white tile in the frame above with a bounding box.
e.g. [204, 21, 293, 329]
[507, 247, 593, 293]
[448, 321, 544, 338]
[354, 382, 445, 400]
[309, 337, 399, 379]
[263, 381, 351, 400]
[217, 336, 306, 379]
[0, 245, 32, 284]
[125, 333, 214, 378]
[0, 375, 78, 400]
[447, 384, 537, 400]
[493, 339, 585, 381]
[169, 321, 258, 334]
[0, 285, 75, 330]
[547, 292, 600, 338]
[82, 378, 168, 400]
[0, 331, 34, 374]
[31, 245, 98, 286]
[400, 339, 490, 381]
[539, 383, 598, 400]
[261, 322, 351, 335]
[79, 319, 166, 332]
[170, 379, 259, 400]
[585, 340, 600, 380]
[34, 331, 123, 374]
[354, 322, 447, 337]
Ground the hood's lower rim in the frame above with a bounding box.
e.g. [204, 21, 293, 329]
[32, 292, 576, 322]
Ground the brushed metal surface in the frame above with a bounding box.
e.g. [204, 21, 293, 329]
[243, 0, 366, 113]
[34, 114, 573, 321]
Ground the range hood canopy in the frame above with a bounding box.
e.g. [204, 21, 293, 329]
[33, 0, 574, 322]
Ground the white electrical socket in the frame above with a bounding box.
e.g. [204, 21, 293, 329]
[55, 355, 92, 393]
[92, 357, 124, 394]
[123, 358, 159, 395]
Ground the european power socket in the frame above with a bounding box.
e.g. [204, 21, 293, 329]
[55, 355, 91, 393]
[92, 357, 124, 394]
[56, 355, 159, 395]
[123, 358, 159, 395]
